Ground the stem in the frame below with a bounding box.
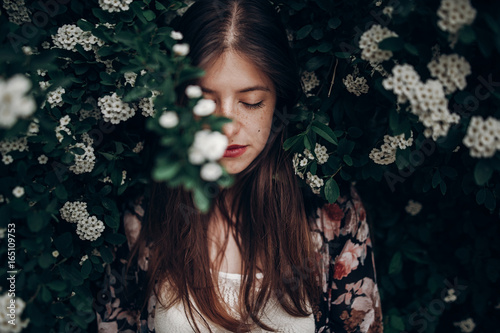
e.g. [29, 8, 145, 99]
[328, 59, 339, 98]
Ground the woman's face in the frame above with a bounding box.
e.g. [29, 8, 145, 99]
[198, 51, 277, 174]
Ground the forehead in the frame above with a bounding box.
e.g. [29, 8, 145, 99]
[198, 51, 274, 93]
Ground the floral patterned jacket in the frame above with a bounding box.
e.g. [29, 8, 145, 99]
[93, 186, 383, 333]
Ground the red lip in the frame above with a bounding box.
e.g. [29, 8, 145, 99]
[223, 145, 247, 158]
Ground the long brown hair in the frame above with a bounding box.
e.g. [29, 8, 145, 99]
[128, 0, 322, 331]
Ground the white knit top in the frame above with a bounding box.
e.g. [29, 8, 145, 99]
[154, 270, 315, 333]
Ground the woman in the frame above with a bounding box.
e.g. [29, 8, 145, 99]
[93, 0, 383, 332]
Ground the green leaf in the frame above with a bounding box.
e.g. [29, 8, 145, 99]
[404, 43, 419, 56]
[303, 135, 312, 150]
[390, 315, 406, 330]
[324, 178, 340, 203]
[143, 9, 156, 21]
[153, 163, 181, 181]
[59, 264, 84, 286]
[459, 25, 476, 44]
[46, 280, 67, 292]
[389, 252, 402, 274]
[54, 232, 74, 258]
[378, 37, 404, 51]
[296, 25, 313, 40]
[38, 252, 56, 269]
[81, 258, 92, 277]
[193, 187, 210, 213]
[312, 121, 338, 145]
[474, 160, 493, 186]
[283, 135, 302, 151]
[77, 19, 94, 31]
[328, 17, 341, 29]
[55, 184, 68, 200]
[100, 246, 114, 264]
[476, 188, 486, 205]
[105, 232, 127, 245]
[432, 170, 441, 188]
[343, 155, 353, 166]
[27, 211, 45, 232]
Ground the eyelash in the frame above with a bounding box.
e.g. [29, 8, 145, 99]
[242, 101, 264, 110]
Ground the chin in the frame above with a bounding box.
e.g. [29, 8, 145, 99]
[221, 160, 248, 175]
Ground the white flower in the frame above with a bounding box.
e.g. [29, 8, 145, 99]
[98, 92, 136, 124]
[12, 186, 24, 198]
[98, 0, 133, 12]
[170, 31, 183, 40]
[132, 141, 144, 153]
[76, 216, 105, 241]
[314, 143, 329, 165]
[383, 64, 459, 140]
[0, 293, 30, 332]
[124, 72, 137, 87]
[405, 199, 422, 216]
[369, 132, 413, 165]
[38, 154, 48, 164]
[51, 24, 84, 52]
[343, 74, 369, 96]
[453, 318, 476, 333]
[52, 250, 59, 258]
[159, 111, 179, 128]
[47, 87, 65, 108]
[79, 255, 89, 266]
[301, 71, 320, 97]
[200, 162, 223, 181]
[306, 172, 324, 195]
[427, 54, 472, 94]
[173, 43, 190, 56]
[2, 155, 13, 165]
[68, 134, 96, 174]
[60, 201, 89, 223]
[463, 116, 500, 158]
[0, 228, 5, 239]
[0, 74, 36, 129]
[437, 0, 476, 35]
[188, 130, 228, 165]
[0, 137, 29, 156]
[193, 99, 216, 116]
[359, 24, 398, 65]
[185, 85, 203, 98]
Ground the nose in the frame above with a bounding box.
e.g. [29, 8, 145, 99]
[215, 99, 240, 139]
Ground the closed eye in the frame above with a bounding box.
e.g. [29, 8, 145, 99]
[242, 101, 264, 110]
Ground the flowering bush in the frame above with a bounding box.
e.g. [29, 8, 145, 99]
[0, 0, 499, 332]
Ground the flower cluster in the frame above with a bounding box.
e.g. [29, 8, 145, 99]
[382, 64, 460, 140]
[55, 115, 73, 143]
[101, 170, 127, 185]
[306, 171, 324, 195]
[359, 24, 398, 65]
[314, 143, 329, 164]
[124, 72, 137, 87]
[132, 141, 144, 153]
[0, 74, 36, 129]
[405, 199, 422, 216]
[369, 132, 413, 165]
[46, 87, 65, 108]
[437, 0, 476, 35]
[79, 97, 102, 121]
[463, 116, 500, 158]
[0, 293, 29, 333]
[98, 0, 133, 13]
[343, 74, 369, 96]
[301, 71, 320, 96]
[68, 133, 96, 174]
[79, 255, 89, 266]
[2, 0, 31, 25]
[98, 92, 136, 124]
[0, 137, 29, 165]
[188, 130, 228, 165]
[138, 91, 160, 117]
[292, 147, 315, 179]
[159, 111, 179, 128]
[76, 216, 106, 241]
[51, 24, 104, 52]
[60, 201, 105, 241]
[428, 54, 471, 94]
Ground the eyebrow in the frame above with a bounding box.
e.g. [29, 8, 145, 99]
[200, 85, 271, 94]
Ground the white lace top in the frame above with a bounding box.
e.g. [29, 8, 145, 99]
[154, 270, 315, 333]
